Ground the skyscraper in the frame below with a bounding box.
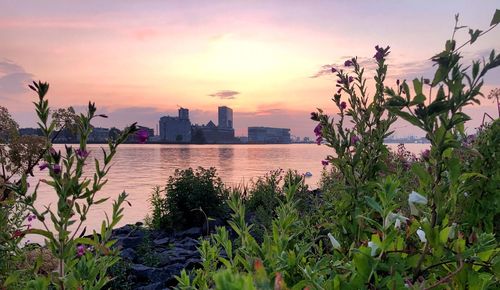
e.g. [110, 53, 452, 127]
[218, 106, 233, 129]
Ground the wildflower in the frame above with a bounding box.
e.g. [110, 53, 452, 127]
[337, 88, 342, 94]
[314, 124, 322, 137]
[348, 76, 354, 83]
[408, 191, 427, 204]
[39, 162, 49, 171]
[396, 79, 400, 86]
[384, 212, 408, 229]
[136, 129, 149, 143]
[344, 60, 353, 67]
[327, 233, 341, 249]
[408, 191, 427, 215]
[316, 136, 323, 145]
[310, 112, 320, 121]
[53, 164, 62, 175]
[12, 229, 23, 239]
[421, 149, 430, 161]
[340, 102, 347, 110]
[331, 67, 337, 73]
[373, 45, 390, 62]
[368, 241, 378, 256]
[423, 78, 430, 85]
[27, 214, 36, 222]
[321, 160, 329, 166]
[75, 148, 89, 159]
[350, 135, 360, 145]
[77, 245, 86, 257]
[416, 228, 427, 243]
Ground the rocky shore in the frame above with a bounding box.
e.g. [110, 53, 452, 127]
[111, 223, 218, 290]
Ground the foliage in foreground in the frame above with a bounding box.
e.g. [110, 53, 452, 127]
[175, 11, 500, 289]
[1, 82, 140, 289]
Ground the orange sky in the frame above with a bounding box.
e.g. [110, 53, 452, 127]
[1, 1, 499, 137]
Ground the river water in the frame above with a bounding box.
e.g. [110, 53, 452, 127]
[26, 143, 428, 242]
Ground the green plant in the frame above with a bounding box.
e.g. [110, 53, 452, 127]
[3, 81, 139, 289]
[149, 167, 228, 230]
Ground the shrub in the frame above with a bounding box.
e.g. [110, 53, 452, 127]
[149, 167, 228, 230]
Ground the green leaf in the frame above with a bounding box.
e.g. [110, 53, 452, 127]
[364, 196, 383, 214]
[439, 227, 451, 243]
[468, 29, 482, 45]
[413, 78, 423, 95]
[491, 9, 500, 26]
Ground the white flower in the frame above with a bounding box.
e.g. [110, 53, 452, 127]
[408, 191, 428, 204]
[368, 241, 378, 256]
[416, 228, 427, 243]
[408, 191, 428, 215]
[327, 233, 341, 249]
[385, 212, 408, 229]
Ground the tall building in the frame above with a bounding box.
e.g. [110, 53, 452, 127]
[248, 127, 291, 144]
[159, 108, 192, 142]
[218, 106, 233, 129]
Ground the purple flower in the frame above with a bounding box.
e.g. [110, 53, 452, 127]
[396, 79, 400, 86]
[373, 45, 390, 62]
[344, 60, 353, 67]
[348, 76, 354, 83]
[75, 149, 89, 159]
[39, 162, 49, 171]
[136, 129, 149, 144]
[316, 136, 323, 145]
[321, 160, 329, 166]
[350, 135, 360, 145]
[314, 124, 322, 137]
[331, 67, 337, 73]
[27, 214, 36, 222]
[340, 102, 347, 110]
[421, 149, 430, 161]
[53, 164, 62, 174]
[77, 245, 86, 257]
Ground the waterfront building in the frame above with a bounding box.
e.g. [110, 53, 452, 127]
[218, 106, 233, 129]
[248, 127, 291, 144]
[159, 108, 192, 142]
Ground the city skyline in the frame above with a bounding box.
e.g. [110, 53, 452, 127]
[1, 1, 499, 138]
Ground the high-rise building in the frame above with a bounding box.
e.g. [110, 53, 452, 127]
[218, 106, 233, 129]
[159, 108, 192, 142]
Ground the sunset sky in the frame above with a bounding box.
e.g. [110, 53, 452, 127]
[1, 0, 499, 138]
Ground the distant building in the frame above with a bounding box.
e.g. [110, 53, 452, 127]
[248, 127, 291, 144]
[159, 108, 192, 142]
[218, 106, 233, 129]
[19, 128, 43, 136]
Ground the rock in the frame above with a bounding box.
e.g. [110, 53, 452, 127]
[116, 236, 143, 249]
[178, 237, 199, 250]
[130, 264, 169, 283]
[136, 282, 164, 290]
[119, 247, 137, 261]
[153, 237, 170, 247]
[183, 257, 202, 270]
[165, 247, 197, 257]
[157, 251, 186, 267]
[113, 224, 134, 235]
[174, 227, 202, 238]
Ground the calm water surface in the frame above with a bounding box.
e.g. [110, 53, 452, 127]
[28, 143, 428, 242]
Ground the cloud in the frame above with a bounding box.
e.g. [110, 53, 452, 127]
[0, 59, 34, 99]
[131, 28, 160, 41]
[208, 90, 240, 99]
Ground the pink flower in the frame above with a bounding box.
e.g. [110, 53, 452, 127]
[350, 135, 360, 145]
[39, 162, 49, 171]
[344, 60, 353, 67]
[77, 245, 86, 257]
[136, 129, 149, 143]
[53, 164, 62, 174]
[321, 160, 329, 166]
[313, 124, 322, 137]
[27, 214, 36, 222]
[340, 102, 347, 110]
[75, 149, 89, 159]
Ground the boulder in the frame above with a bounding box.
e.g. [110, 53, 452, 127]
[178, 237, 199, 251]
[174, 227, 202, 238]
[116, 236, 143, 249]
[136, 282, 164, 290]
[130, 264, 169, 283]
[119, 247, 137, 261]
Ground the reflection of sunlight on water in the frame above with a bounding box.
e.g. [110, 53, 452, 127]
[26, 143, 429, 243]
